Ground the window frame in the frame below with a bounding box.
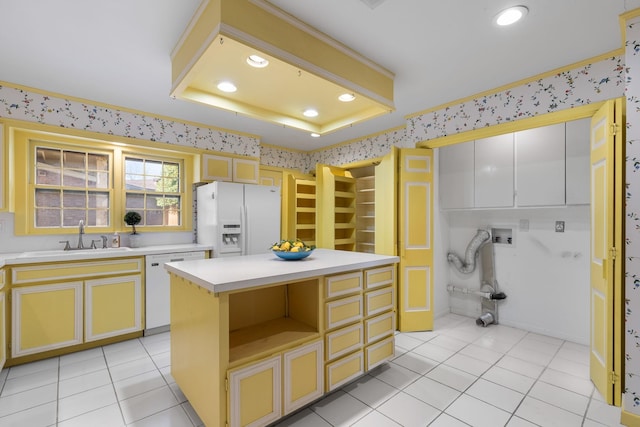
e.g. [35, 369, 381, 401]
[12, 128, 194, 236]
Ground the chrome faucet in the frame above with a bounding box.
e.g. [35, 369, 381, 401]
[77, 220, 85, 249]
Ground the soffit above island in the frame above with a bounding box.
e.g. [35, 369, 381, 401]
[170, 0, 395, 136]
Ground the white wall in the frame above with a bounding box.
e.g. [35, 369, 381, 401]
[432, 149, 451, 319]
[443, 207, 590, 345]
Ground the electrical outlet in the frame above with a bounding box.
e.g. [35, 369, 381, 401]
[555, 221, 565, 233]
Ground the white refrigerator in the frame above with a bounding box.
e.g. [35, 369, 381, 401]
[196, 181, 281, 257]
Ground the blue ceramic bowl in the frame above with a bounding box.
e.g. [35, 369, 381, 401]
[273, 249, 313, 260]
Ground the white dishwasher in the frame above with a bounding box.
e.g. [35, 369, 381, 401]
[145, 251, 206, 335]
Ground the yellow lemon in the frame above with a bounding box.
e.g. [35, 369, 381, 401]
[271, 245, 280, 250]
[281, 241, 291, 251]
[290, 246, 300, 252]
[294, 241, 304, 248]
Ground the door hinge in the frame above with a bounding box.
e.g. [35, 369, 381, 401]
[609, 371, 619, 385]
[610, 247, 617, 260]
[610, 124, 619, 136]
[225, 377, 229, 392]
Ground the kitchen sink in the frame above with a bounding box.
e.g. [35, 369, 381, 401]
[19, 247, 133, 258]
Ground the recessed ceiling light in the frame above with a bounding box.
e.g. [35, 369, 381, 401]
[310, 133, 320, 138]
[338, 93, 356, 102]
[495, 6, 528, 26]
[247, 54, 269, 68]
[303, 108, 319, 118]
[217, 81, 237, 93]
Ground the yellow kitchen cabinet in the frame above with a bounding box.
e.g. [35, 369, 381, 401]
[316, 164, 356, 251]
[284, 174, 317, 246]
[85, 275, 142, 342]
[228, 355, 282, 427]
[12, 281, 83, 358]
[202, 153, 259, 184]
[0, 269, 6, 371]
[9, 257, 144, 362]
[283, 339, 324, 415]
[325, 349, 364, 391]
[363, 264, 395, 368]
[259, 166, 283, 187]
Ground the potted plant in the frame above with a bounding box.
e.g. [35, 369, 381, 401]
[124, 211, 142, 247]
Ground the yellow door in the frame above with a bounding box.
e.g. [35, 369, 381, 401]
[12, 282, 83, 357]
[398, 148, 434, 331]
[283, 340, 323, 415]
[375, 147, 398, 256]
[85, 275, 142, 342]
[590, 98, 624, 405]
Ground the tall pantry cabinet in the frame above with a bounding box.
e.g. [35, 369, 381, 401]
[294, 147, 434, 332]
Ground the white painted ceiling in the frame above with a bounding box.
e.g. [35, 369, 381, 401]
[0, 0, 637, 151]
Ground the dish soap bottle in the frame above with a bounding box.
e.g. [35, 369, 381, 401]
[112, 232, 120, 248]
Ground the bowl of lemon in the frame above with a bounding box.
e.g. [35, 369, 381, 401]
[271, 239, 315, 260]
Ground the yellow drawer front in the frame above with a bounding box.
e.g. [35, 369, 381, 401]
[365, 312, 395, 345]
[365, 336, 394, 371]
[365, 266, 394, 290]
[325, 295, 362, 330]
[325, 271, 362, 299]
[364, 287, 394, 317]
[12, 258, 143, 285]
[325, 350, 364, 391]
[326, 323, 363, 361]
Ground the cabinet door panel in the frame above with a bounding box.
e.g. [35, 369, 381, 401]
[516, 123, 565, 206]
[364, 287, 394, 317]
[365, 335, 394, 370]
[283, 340, 323, 415]
[229, 356, 281, 427]
[325, 272, 362, 298]
[85, 275, 142, 342]
[439, 141, 474, 209]
[364, 311, 395, 345]
[325, 323, 363, 361]
[325, 350, 364, 391]
[475, 134, 514, 208]
[12, 282, 83, 357]
[233, 158, 259, 184]
[202, 154, 232, 182]
[325, 295, 362, 330]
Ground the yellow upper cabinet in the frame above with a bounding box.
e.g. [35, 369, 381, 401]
[201, 153, 259, 184]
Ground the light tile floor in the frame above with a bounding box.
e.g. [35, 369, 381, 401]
[0, 314, 626, 426]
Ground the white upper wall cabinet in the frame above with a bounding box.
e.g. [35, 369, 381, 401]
[565, 118, 591, 205]
[474, 134, 514, 208]
[439, 141, 474, 209]
[515, 123, 565, 207]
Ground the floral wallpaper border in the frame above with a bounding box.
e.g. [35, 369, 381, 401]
[625, 14, 640, 416]
[0, 83, 261, 157]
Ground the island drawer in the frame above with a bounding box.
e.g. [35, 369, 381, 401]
[325, 350, 364, 391]
[325, 322, 363, 361]
[12, 258, 143, 285]
[364, 266, 394, 290]
[364, 286, 394, 317]
[364, 311, 394, 345]
[365, 335, 394, 371]
[325, 271, 362, 299]
[325, 295, 362, 330]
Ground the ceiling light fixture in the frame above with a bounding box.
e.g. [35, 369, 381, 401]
[338, 93, 356, 102]
[246, 54, 269, 68]
[303, 108, 319, 118]
[217, 81, 237, 93]
[495, 5, 528, 26]
[310, 133, 320, 138]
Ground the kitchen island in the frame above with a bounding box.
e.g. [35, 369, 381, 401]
[165, 248, 399, 427]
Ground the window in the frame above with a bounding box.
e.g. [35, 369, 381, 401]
[34, 146, 111, 228]
[124, 156, 182, 227]
[12, 128, 194, 236]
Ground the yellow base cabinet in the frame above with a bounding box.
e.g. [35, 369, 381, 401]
[85, 275, 142, 342]
[12, 282, 83, 357]
[283, 340, 324, 415]
[228, 355, 282, 427]
[9, 257, 143, 362]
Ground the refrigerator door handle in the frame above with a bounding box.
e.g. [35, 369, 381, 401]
[241, 204, 248, 256]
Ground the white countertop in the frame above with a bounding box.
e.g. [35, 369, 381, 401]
[0, 244, 212, 267]
[164, 248, 399, 294]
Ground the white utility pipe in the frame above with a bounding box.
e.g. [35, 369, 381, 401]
[446, 284, 492, 299]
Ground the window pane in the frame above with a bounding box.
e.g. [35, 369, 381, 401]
[145, 160, 163, 178]
[63, 191, 86, 208]
[36, 208, 61, 227]
[63, 210, 86, 226]
[87, 171, 109, 189]
[163, 196, 181, 208]
[35, 189, 61, 208]
[88, 153, 109, 171]
[88, 192, 110, 208]
[63, 169, 87, 187]
[146, 210, 163, 226]
[146, 194, 163, 209]
[125, 174, 145, 191]
[36, 148, 61, 186]
[125, 158, 143, 175]
[126, 193, 144, 209]
[63, 151, 86, 169]
[88, 209, 109, 227]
